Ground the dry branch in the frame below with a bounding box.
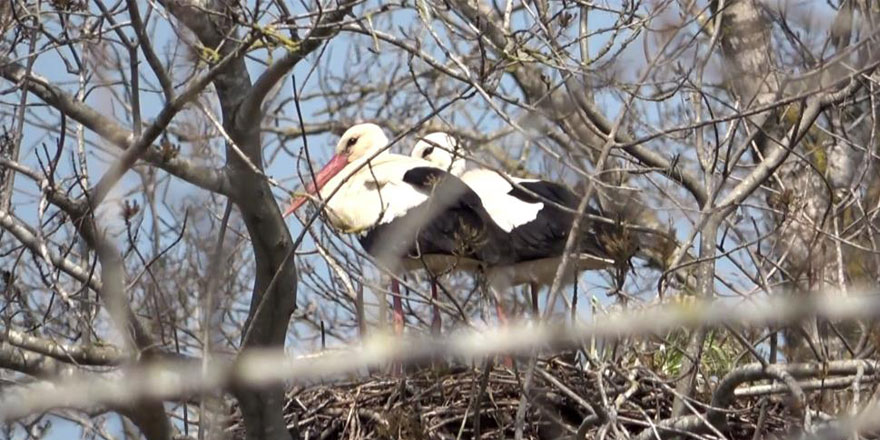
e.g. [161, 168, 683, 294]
[1, 293, 878, 422]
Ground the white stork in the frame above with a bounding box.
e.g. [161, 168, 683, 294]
[283, 124, 514, 336]
[411, 132, 614, 317]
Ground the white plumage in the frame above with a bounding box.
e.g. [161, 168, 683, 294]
[411, 132, 614, 316]
[412, 133, 543, 232]
[287, 126, 438, 234]
[284, 124, 516, 335]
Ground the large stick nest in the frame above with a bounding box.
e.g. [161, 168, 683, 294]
[228, 352, 804, 439]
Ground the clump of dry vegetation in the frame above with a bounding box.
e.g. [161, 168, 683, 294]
[227, 354, 816, 440]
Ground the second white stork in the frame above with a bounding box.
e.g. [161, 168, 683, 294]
[411, 132, 614, 317]
[283, 124, 515, 335]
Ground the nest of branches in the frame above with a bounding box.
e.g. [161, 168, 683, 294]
[227, 353, 808, 440]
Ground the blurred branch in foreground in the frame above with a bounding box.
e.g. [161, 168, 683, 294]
[2, 292, 879, 423]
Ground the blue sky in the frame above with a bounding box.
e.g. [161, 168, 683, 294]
[2, 0, 844, 437]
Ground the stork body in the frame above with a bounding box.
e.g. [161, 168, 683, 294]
[412, 133, 613, 316]
[284, 124, 513, 336]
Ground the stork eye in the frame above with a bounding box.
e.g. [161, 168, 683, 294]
[346, 137, 358, 148]
[421, 146, 434, 158]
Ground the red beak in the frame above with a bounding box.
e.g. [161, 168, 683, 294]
[283, 153, 349, 218]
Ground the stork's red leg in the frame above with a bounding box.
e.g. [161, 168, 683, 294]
[486, 277, 510, 326]
[391, 278, 404, 336]
[430, 281, 441, 336]
[493, 298, 514, 368]
[494, 300, 509, 326]
[482, 273, 513, 367]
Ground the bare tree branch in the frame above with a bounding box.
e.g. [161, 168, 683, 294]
[0, 59, 231, 195]
[1, 293, 878, 422]
[241, 1, 359, 118]
[1, 329, 124, 366]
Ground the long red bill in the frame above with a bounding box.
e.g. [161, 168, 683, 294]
[283, 153, 348, 218]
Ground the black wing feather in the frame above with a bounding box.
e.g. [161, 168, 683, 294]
[507, 180, 608, 261]
[508, 180, 577, 206]
[358, 167, 514, 267]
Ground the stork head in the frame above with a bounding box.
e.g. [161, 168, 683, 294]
[334, 123, 390, 161]
[411, 132, 466, 176]
[283, 123, 390, 217]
